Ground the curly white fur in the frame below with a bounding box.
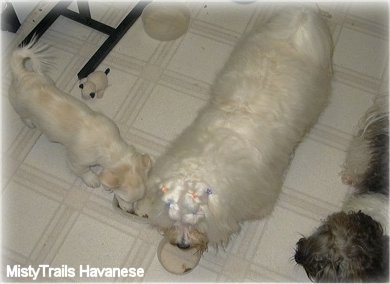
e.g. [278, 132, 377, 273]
[131, 7, 333, 250]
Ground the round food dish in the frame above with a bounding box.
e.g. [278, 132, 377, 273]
[142, 3, 190, 41]
[157, 237, 201, 274]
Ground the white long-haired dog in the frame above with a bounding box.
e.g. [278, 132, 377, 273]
[295, 96, 389, 282]
[8, 40, 152, 202]
[127, 7, 333, 252]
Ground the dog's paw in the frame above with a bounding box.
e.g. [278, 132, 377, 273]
[133, 197, 153, 218]
[341, 174, 355, 185]
[340, 171, 362, 186]
[82, 172, 101, 188]
[23, 118, 36, 128]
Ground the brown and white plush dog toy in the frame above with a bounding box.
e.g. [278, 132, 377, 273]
[294, 96, 389, 282]
[8, 40, 151, 204]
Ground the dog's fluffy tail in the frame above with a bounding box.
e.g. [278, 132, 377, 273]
[10, 36, 50, 76]
[292, 8, 333, 71]
[263, 7, 333, 71]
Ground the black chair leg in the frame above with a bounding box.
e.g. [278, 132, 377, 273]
[18, 1, 150, 79]
[1, 2, 21, 33]
[19, 1, 72, 46]
[77, 1, 150, 79]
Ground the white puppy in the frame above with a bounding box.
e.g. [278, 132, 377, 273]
[131, 7, 333, 252]
[8, 40, 152, 203]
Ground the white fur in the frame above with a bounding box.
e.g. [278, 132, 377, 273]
[8, 40, 151, 202]
[133, 7, 333, 249]
[340, 135, 372, 185]
[341, 95, 389, 186]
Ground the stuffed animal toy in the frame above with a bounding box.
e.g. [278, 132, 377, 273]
[79, 68, 110, 100]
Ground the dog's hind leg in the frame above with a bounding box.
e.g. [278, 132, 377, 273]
[67, 159, 101, 188]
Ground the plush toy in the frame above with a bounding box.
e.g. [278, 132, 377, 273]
[79, 68, 110, 100]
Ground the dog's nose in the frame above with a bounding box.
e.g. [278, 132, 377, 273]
[90, 92, 95, 98]
[177, 242, 191, 250]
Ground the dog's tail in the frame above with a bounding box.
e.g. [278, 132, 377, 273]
[263, 7, 333, 72]
[292, 8, 333, 71]
[10, 36, 51, 76]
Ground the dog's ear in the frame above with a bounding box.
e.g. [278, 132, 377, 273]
[99, 169, 120, 188]
[79, 84, 84, 89]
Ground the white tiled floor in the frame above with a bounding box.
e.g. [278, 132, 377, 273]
[1, 1, 389, 282]
[334, 27, 387, 78]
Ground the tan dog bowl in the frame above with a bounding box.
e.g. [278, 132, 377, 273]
[157, 237, 201, 275]
[142, 3, 190, 41]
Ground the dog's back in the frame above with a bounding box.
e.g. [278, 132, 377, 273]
[8, 41, 118, 146]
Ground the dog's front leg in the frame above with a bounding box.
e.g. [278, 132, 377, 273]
[340, 136, 370, 186]
[67, 159, 101, 188]
[21, 117, 36, 128]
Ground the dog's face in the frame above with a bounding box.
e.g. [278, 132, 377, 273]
[165, 225, 208, 252]
[294, 211, 387, 282]
[100, 153, 152, 204]
[148, 178, 212, 252]
[79, 82, 97, 100]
